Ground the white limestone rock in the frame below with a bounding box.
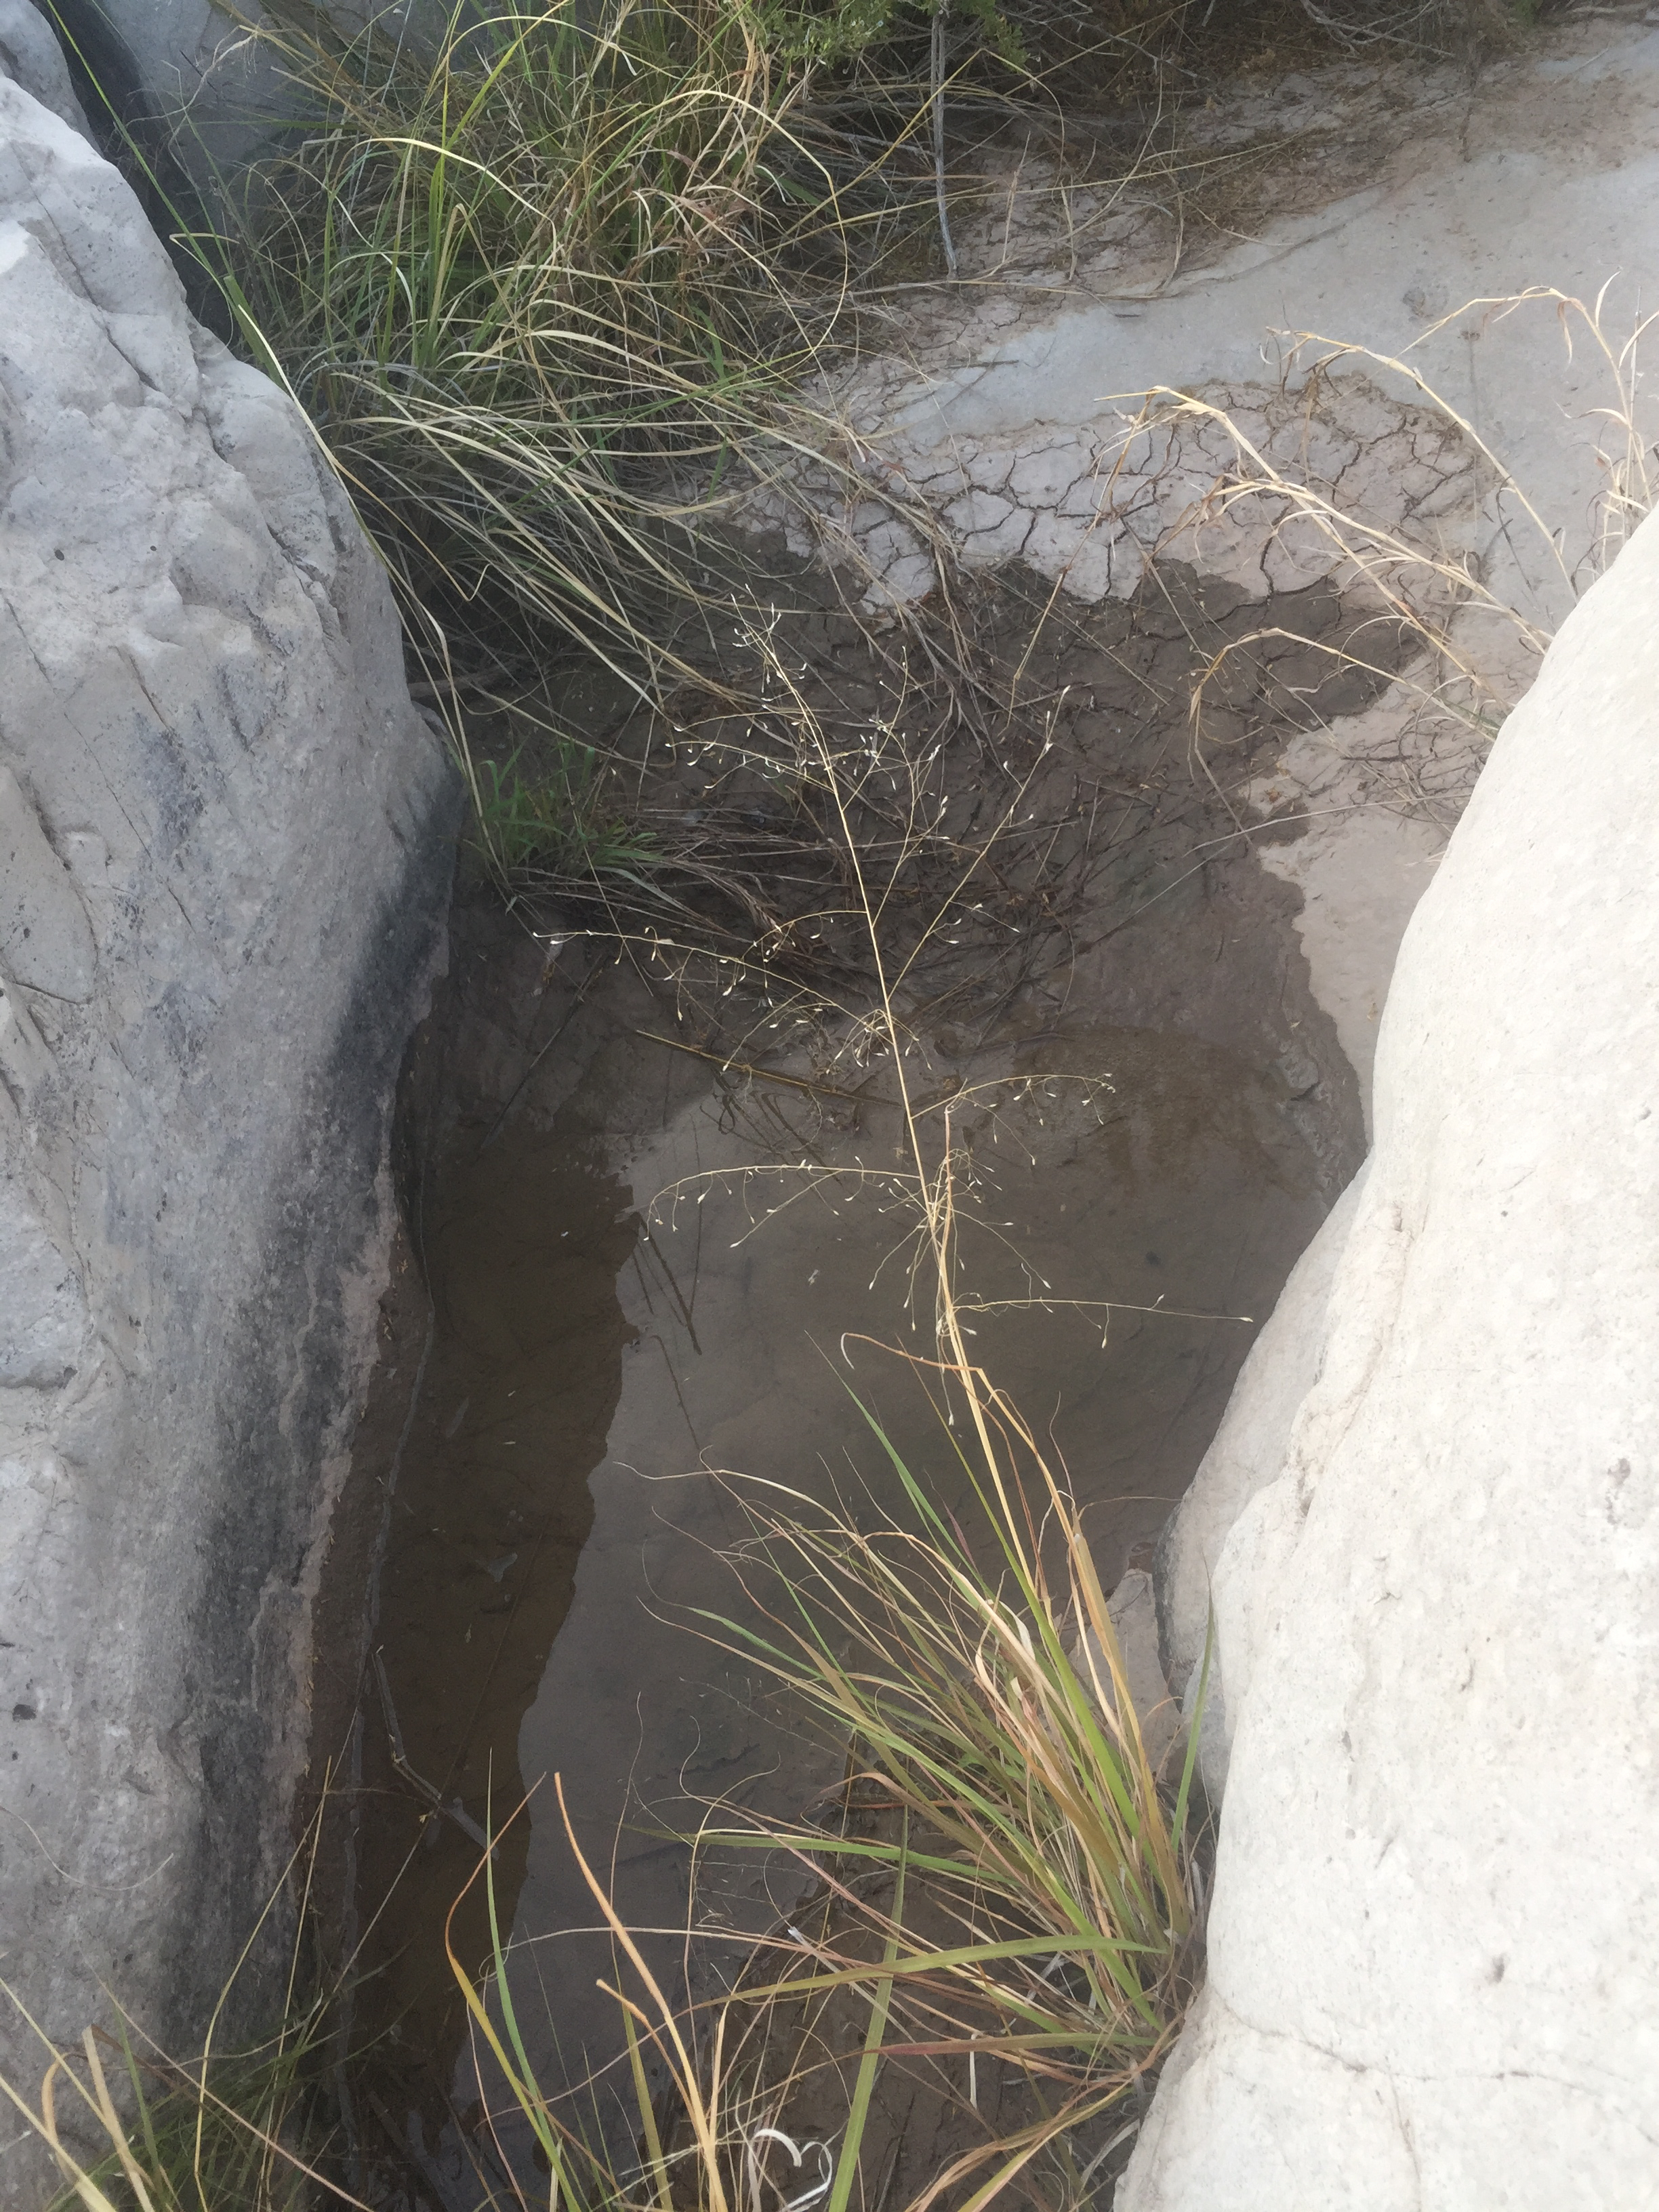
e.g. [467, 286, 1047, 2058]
[1122, 508, 1659, 2204]
[1153, 1164, 1369, 1800]
[0, 57, 455, 2146]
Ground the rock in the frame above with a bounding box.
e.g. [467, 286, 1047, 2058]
[1153, 1164, 1368, 1799]
[0, 0, 85, 131]
[0, 52, 456, 2150]
[45, 0, 285, 199]
[43, 0, 472, 205]
[1122, 509, 1659, 2203]
[1072, 1568, 1184, 1780]
[0, 764, 96, 1000]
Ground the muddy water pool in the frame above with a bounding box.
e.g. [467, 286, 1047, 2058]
[335, 892, 1342, 2185]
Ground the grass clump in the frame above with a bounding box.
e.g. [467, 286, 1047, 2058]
[17, 2011, 335, 2212]
[170, 0, 1009, 948]
[686, 1408, 1202, 2201]
[201, 0, 893, 697]
[474, 740, 664, 882]
[445, 1393, 1201, 2210]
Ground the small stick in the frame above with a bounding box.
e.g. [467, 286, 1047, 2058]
[372, 1647, 495, 1859]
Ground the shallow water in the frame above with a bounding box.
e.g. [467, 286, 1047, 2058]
[351, 937, 1330, 2173]
[523, 1022, 1323, 2075]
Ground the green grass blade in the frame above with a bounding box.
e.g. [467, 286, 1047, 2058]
[825, 1816, 906, 2212]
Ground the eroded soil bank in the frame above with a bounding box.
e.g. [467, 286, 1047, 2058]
[300, 545, 1386, 2198]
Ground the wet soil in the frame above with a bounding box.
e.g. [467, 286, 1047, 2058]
[306, 552, 1372, 2205]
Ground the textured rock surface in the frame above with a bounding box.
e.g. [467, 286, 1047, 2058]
[0, 51, 455, 2148]
[39, 0, 274, 204]
[1122, 509, 1659, 2204]
[0, 0, 84, 130]
[1153, 1163, 1370, 1800]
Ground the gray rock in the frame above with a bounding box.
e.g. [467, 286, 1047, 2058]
[0, 60, 456, 2161]
[1124, 509, 1659, 2203]
[0, 0, 86, 131]
[1071, 1568, 1185, 1780]
[45, 0, 280, 190]
[0, 764, 96, 999]
[41, 0, 482, 206]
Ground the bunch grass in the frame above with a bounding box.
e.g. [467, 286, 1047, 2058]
[169, 0, 1011, 944]
[197, 0, 884, 699]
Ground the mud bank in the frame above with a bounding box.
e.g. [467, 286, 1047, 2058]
[773, 8, 1659, 1122]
